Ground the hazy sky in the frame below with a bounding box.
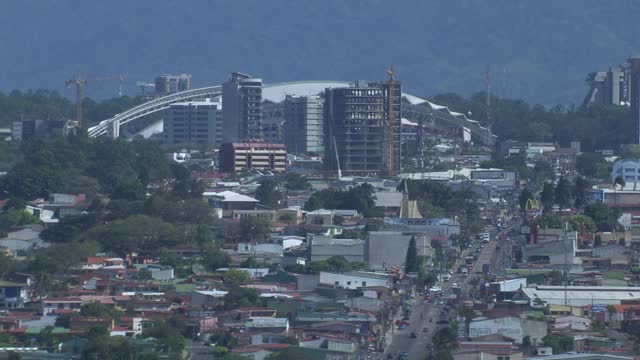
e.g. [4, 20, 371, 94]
[1, 0, 639, 105]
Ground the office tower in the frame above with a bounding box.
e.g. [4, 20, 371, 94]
[324, 81, 401, 177]
[284, 95, 324, 155]
[222, 72, 263, 142]
[154, 74, 192, 95]
[163, 100, 222, 146]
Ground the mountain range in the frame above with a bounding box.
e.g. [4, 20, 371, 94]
[1, 0, 640, 105]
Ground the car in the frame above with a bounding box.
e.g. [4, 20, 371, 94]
[395, 320, 410, 326]
[423, 327, 429, 332]
[398, 324, 407, 330]
[410, 332, 417, 338]
[436, 319, 450, 325]
[452, 283, 459, 287]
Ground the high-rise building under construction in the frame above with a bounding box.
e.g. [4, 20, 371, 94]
[324, 80, 401, 177]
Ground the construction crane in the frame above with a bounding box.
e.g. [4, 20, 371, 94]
[65, 72, 126, 129]
[386, 65, 397, 177]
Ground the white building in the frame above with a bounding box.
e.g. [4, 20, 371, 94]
[163, 100, 222, 146]
[518, 285, 640, 306]
[468, 316, 547, 344]
[318, 271, 390, 290]
[612, 158, 640, 183]
[217, 268, 270, 278]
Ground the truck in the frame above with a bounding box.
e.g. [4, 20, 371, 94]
[482, 263, 491, 274]
[465, 256, 474, 265]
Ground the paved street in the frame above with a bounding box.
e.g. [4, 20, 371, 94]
[383, 218, 522, 359]
[385, 297, 446, 359]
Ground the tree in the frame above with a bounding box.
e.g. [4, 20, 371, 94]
[585, 202, 620, 232]
[534, 213, 562, 229]
[594, 234, 603, 247]
[0, 209, 40, 231]
[567, 214, 597, 233]
[555, 177, 571, 208]
[326, 256, 352, 273]
[81, 215, 177, 255]
[81, 301, 122, 319]
[255, 180, 282, 208]
[306, 261, 331, 273]
[142, 318, 186, 354]
[614, 175, 626, 190]
[223, 269, 250, 288]
[224, 287, 260, 309]
[426, 350, 453, 360]
[573, 176, 589, 209]
[519, 188, 533, 211]
[239, 216, 271, 242]
[432, 327, 458, 351]
[540, 182, 555, 211]
[202, 245, 231, 272]
[304, 184, 380, 217]
[542, 334, 573, 354]
[283, 173, 311, 190]
[576, 152, 609, 179]
[54, 313, 78, 328]
[547, 270, 564, 286]
[136, 268, 153, 281]
[405, 237, 418, 273]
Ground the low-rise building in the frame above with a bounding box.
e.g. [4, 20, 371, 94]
[468, 316, 547, 344]
[308, 235, 365, 263]
[318, 271, 390, 290]
[219, 142, 286, 173]
[517, 285, 640, 306]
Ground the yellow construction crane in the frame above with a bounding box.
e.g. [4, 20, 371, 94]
[65, 72, 126, 129]
[386, 65, 397, 177]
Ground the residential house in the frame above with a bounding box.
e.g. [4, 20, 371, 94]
[0, 226, 49, 255]
[0, 280, 31, 309]
[306, 209, 334, 226]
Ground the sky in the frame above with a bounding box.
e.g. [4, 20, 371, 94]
[1, 0, 640, 105]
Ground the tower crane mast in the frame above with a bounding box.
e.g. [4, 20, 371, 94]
[65, 72, 126, 129]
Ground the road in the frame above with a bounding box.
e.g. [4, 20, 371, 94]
[384, 296, 446, 359]
[382, 218, 522, 359]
